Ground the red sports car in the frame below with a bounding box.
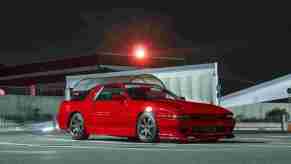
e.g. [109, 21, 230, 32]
[57, 83, 235, 143]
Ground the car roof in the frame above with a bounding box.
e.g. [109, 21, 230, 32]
[103, 82, 161, 88]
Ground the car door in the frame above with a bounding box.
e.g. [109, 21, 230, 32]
[93, 86, 127, 135]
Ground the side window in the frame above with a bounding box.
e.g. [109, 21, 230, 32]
[98, 90, 112, 100]
[96, 87, 124, 101]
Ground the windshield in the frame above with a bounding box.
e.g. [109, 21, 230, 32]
[125, 85, 178, 100]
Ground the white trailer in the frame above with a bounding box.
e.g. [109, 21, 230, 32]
[65, 63, 219, 105]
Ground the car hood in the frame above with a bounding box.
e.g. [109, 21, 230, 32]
[150, 99, 232, 115]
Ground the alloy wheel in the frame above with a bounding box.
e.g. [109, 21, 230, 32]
[69, 113, 88, 140]
[137, 113, 157, 142]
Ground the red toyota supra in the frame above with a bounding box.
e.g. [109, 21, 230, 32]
[57, 83, 235, 143]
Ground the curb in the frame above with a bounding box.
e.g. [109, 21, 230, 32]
[234, 130, 289, 134]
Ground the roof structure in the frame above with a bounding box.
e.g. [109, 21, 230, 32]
[221, 73, 291, 107]
[0, 48, 195, 86]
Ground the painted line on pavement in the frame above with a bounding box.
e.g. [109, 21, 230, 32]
[0, 150, 57, 154]
[266, 136, 291, 138]
[234, 137, 282, 141]
[2, 141, 291, 152]
[0, 142, 237, 152]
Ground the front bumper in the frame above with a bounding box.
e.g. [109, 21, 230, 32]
[158, 118, 235, 141]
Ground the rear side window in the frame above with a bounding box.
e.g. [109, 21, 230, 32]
[71, 90, 90, 101]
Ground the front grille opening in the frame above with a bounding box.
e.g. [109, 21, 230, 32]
[189, 115, 230, 120]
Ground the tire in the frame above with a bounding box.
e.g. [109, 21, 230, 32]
[136, 112, 158, 143]
[127, 137, 138, 142]
[69, 113, 89, 140]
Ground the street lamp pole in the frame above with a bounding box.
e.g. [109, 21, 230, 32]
[286, 87, 291, 132]
[287, 88, 291, 118]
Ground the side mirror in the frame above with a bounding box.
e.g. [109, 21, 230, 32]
[112, 94, 127, 101]
[179, 96, 186, 100]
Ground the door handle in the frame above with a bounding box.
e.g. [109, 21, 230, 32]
[96, 112, 110, 116]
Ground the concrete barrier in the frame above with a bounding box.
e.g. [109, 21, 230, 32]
[1, 95, 290, 133]
[0, 95, 63, 132]
[0, 95, 63, 115]
[235, 122, 284, 131]
[228, 103, 291, 120]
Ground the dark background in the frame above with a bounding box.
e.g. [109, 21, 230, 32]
[0, 2, 290, 94]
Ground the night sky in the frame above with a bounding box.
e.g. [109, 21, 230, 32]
[0, 2, 290, 93]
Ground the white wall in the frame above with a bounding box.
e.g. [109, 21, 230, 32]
[0, 95, 63, 116]
[228, 103, 291, 120]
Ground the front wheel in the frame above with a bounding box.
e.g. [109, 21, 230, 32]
[200, 138, 219, 143]
[69, 113, 89, 140]
[137, 112, 158, 143]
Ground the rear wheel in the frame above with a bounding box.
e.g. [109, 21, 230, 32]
[69, 113, 89, 140]
[137, 112, 158, 142]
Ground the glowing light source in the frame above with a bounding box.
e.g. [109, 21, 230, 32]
[134, 45, 146, 59]
[145, 106, 153, 112]
[0, 88, 5, 96]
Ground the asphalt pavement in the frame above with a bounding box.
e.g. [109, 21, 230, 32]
[1, 132, 291, 164]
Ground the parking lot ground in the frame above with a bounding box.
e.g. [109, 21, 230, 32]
[1, 132, 291, 164]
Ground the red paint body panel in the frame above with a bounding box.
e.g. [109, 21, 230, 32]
[57, 83, 235, 141]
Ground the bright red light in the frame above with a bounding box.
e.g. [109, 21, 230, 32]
[134, 45, 146, 59]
